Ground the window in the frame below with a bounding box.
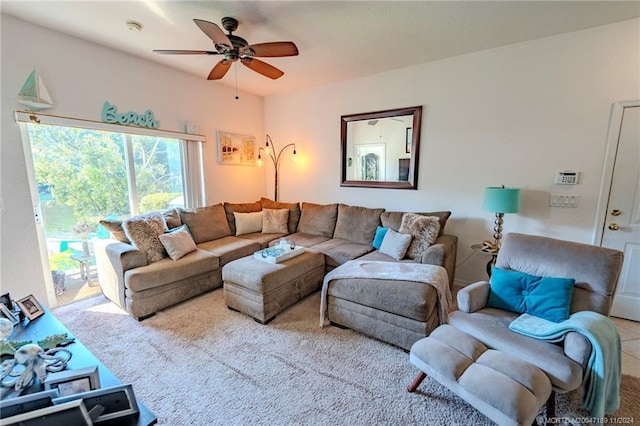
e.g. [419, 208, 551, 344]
[16, 111, 205, 305]
[28, 125, 188, 234]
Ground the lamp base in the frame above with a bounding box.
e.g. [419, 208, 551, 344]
[492, 212, 505, 248]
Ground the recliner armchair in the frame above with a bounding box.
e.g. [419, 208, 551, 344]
[448, 233, 623, 416]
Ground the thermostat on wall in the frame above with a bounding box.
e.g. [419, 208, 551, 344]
[555, 171, 579, 185]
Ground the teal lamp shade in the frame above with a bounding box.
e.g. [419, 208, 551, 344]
[483, 187, 520, 214]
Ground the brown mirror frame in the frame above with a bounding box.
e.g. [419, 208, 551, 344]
[340, 106, 422, 189]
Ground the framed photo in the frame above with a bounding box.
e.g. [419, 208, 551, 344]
[0, 389, 60, 419]
[2, 399, 92, 426]
[53, 383, 139, 423]
[45, 366, 100, 397]
[216, 131, 257, 166]
[0, 292, 13, 310]
[0, 303, 18, 326]
[16, 295, 44, 321]
[406, 127, 413, 153]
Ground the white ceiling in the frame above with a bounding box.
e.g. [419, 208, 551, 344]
[2, 1, 639, 97]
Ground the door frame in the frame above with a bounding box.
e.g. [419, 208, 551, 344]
[593, 100, 640, 245]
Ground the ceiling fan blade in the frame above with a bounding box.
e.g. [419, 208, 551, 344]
[245, 42, 299, 57]
[193, 19, 232, 49]
[153, 50, 219, 55]
[208, 60, 232, 80]
[241, 58, 284, 79]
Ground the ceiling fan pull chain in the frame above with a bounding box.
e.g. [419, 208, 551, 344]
[235, 65, 239, 100]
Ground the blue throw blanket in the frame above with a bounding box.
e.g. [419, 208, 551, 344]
[509, 311, 621, 418]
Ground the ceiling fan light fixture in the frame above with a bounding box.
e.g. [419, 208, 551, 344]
[154, 17, 298, 82]
[126, 20, 143, 32]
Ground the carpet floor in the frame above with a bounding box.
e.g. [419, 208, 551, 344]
[53, 290, 640, 425]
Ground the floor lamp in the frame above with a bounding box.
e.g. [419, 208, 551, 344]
[257, 134, 297, 201]
[483, 186, 520, 251]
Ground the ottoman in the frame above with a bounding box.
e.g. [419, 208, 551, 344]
[222, 251, 325, 324]
[408, 325, 551, 426]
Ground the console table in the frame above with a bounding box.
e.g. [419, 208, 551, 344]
[1, 306, 157, 426]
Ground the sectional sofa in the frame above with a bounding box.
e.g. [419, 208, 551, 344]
[94, 198, 458, 333]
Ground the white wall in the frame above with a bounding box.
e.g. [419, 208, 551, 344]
[265, 18, 640, 286]
[0, 14, 266, 305]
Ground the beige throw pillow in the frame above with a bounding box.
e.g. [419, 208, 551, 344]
[379, 229, 412, 261]
[224, 201, 262, 235]
[399, 213, 441, 260]
[234, 211, 263, 235]
[159, 226, 197, 261]
[262, 209, 290, 234]
[260, 198, 301, 234]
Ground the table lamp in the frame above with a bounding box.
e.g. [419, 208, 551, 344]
[483, 186, 520, 250]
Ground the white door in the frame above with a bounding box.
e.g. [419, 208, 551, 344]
[600, 103, 640, 321]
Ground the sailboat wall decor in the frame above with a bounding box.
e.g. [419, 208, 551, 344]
[18, 70, 53, 111]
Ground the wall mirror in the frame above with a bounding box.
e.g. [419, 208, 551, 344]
[341, 106, 422, 189]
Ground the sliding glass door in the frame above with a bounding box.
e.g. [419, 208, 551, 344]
[25, 124, 188, 304]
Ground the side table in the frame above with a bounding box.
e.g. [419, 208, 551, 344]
[471, 243, 498, 278]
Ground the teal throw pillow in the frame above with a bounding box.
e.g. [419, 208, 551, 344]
[487, 267, 575, 323]
[372, 226, 388, 249]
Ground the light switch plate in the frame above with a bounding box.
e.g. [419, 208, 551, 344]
[550, 194, 578, 207]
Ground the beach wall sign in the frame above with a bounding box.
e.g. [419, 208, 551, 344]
[102, 101, 159, 129]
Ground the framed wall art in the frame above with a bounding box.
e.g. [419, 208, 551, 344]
[216, 131, 257, 166]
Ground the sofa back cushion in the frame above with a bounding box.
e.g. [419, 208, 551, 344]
[162, 208, 182, 229]
[99, 219, 131, 244]
[179, 203, 232, 244]
[224, 201, 262, 235]
[333, 204, 384, 245]
[260, 198, 301, 234]
[381, 211, 451, 237]
[297, 202, 338, 237]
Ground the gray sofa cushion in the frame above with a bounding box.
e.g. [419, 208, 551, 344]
[381, 211, 451, 237]
[333, 204, 385, 245]
[311, 238, 375, 268]
[328, 276, 438, 321]
[180, 204, 232, 244]
[237, 232, 288, 249]
[162, 208, 182, 229]
[260, 198, 301, 234]
[99, 219, 130, 244]
[125, 248, 219, 292]
[287, 232, 331, 248]
[298, 202, 338, 237]
[197, 236, 260, 266]
[448, 308, 583, 391]
[223, 201, 262, 235]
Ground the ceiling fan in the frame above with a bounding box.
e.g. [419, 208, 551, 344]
[153, 17, 299, 81]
